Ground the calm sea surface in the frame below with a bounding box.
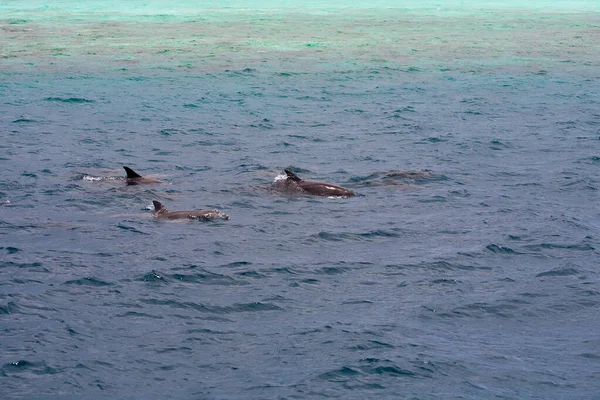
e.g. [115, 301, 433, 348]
[1, 1, 600, 399]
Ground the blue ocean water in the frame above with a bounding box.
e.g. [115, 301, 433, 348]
[1, 2, 600, 399]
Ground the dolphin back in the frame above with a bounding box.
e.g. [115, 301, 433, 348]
[284, 169, 302, 182]
[152, 200, 165, 212]
[123, 166, 143, 179]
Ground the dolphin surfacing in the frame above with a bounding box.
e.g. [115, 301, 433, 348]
[123, 166, 163, 185]
[283, 169, 355, 197]
[152, 200, 229, 220]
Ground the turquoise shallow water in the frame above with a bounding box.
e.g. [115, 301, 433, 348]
[2, 1, 600, 75]
[1, 2, 600, 399]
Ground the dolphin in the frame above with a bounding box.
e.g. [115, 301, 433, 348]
[283, 169, 355, 197]
[344, 170, 438, 188]
[152, 200, 229, 220]
[123, 166, 163, 185]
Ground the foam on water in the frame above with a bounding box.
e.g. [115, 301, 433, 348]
[272, 173, 287, 183]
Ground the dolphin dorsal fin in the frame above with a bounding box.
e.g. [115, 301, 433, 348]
[123, 166, 142, 179]
[152, 200, 167, 213]
[284, 169, 302, 182]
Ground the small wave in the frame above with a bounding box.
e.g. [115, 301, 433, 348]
[264, 266, 298, 274]
[536, 268, 579, 278]
[351, 340, 395, 350]
[1, 360, 58, 375]
[449, 302, 518, 319]
[317, 359, 415, 383]
[63, 277, 113, 286]
[298, 278, 320, 285]
[229, 302, 282, 312]
[369, 365, 415, 377]
[140, 270, 169, 283]
[116, 224, 147, 235]
[44, 97, 95, 103]
[486, 244, 518, 254]
[117, 311, 163, 319]
[2, 246, 21, 254]
[1, 261, 47, 270]
[170, 270, 244, 286]
[224, 67, 256, 74]
[490, 139, 512, 150]
[579, 353, 600, 360]
[418, 196, 447, 203]
[220, 261, 252, 268]
[424, 136, 446, 143]
[389, 261, 482, 272]
[0, 301, 19, 315]
[139, 298, 281, 314]
[160, 128, 187, 136]
[559, 176, 596, 189]
[12, 117, 37, 123]
[315, 266, 350, 275]
[234, 270, 266, 279]
[431, 278, 461, 285]
[317, 366, 361, 381]
[312, 230, 400, 242]
[524, 242, 594, 252]
[185, 328, 234, 336]
[342, 300, 373, 305]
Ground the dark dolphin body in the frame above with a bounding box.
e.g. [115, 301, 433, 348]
[152, 200, 229, 220]
[346, 170, 440, 188]
[123, 166, 163, 185]
[282, 170, 355, 197]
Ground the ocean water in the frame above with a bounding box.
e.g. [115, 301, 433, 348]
[1, 1, 600, 399]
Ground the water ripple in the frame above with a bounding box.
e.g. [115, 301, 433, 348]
[44, 97, 95, 103]
[169, 270, 244, 286]
[63, 277, 113, 286]
[1, 360, 58, 375]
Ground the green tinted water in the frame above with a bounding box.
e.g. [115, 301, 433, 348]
[2, 1, 599, 74]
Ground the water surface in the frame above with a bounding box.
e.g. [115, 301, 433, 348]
[1, 1, 600, 399]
